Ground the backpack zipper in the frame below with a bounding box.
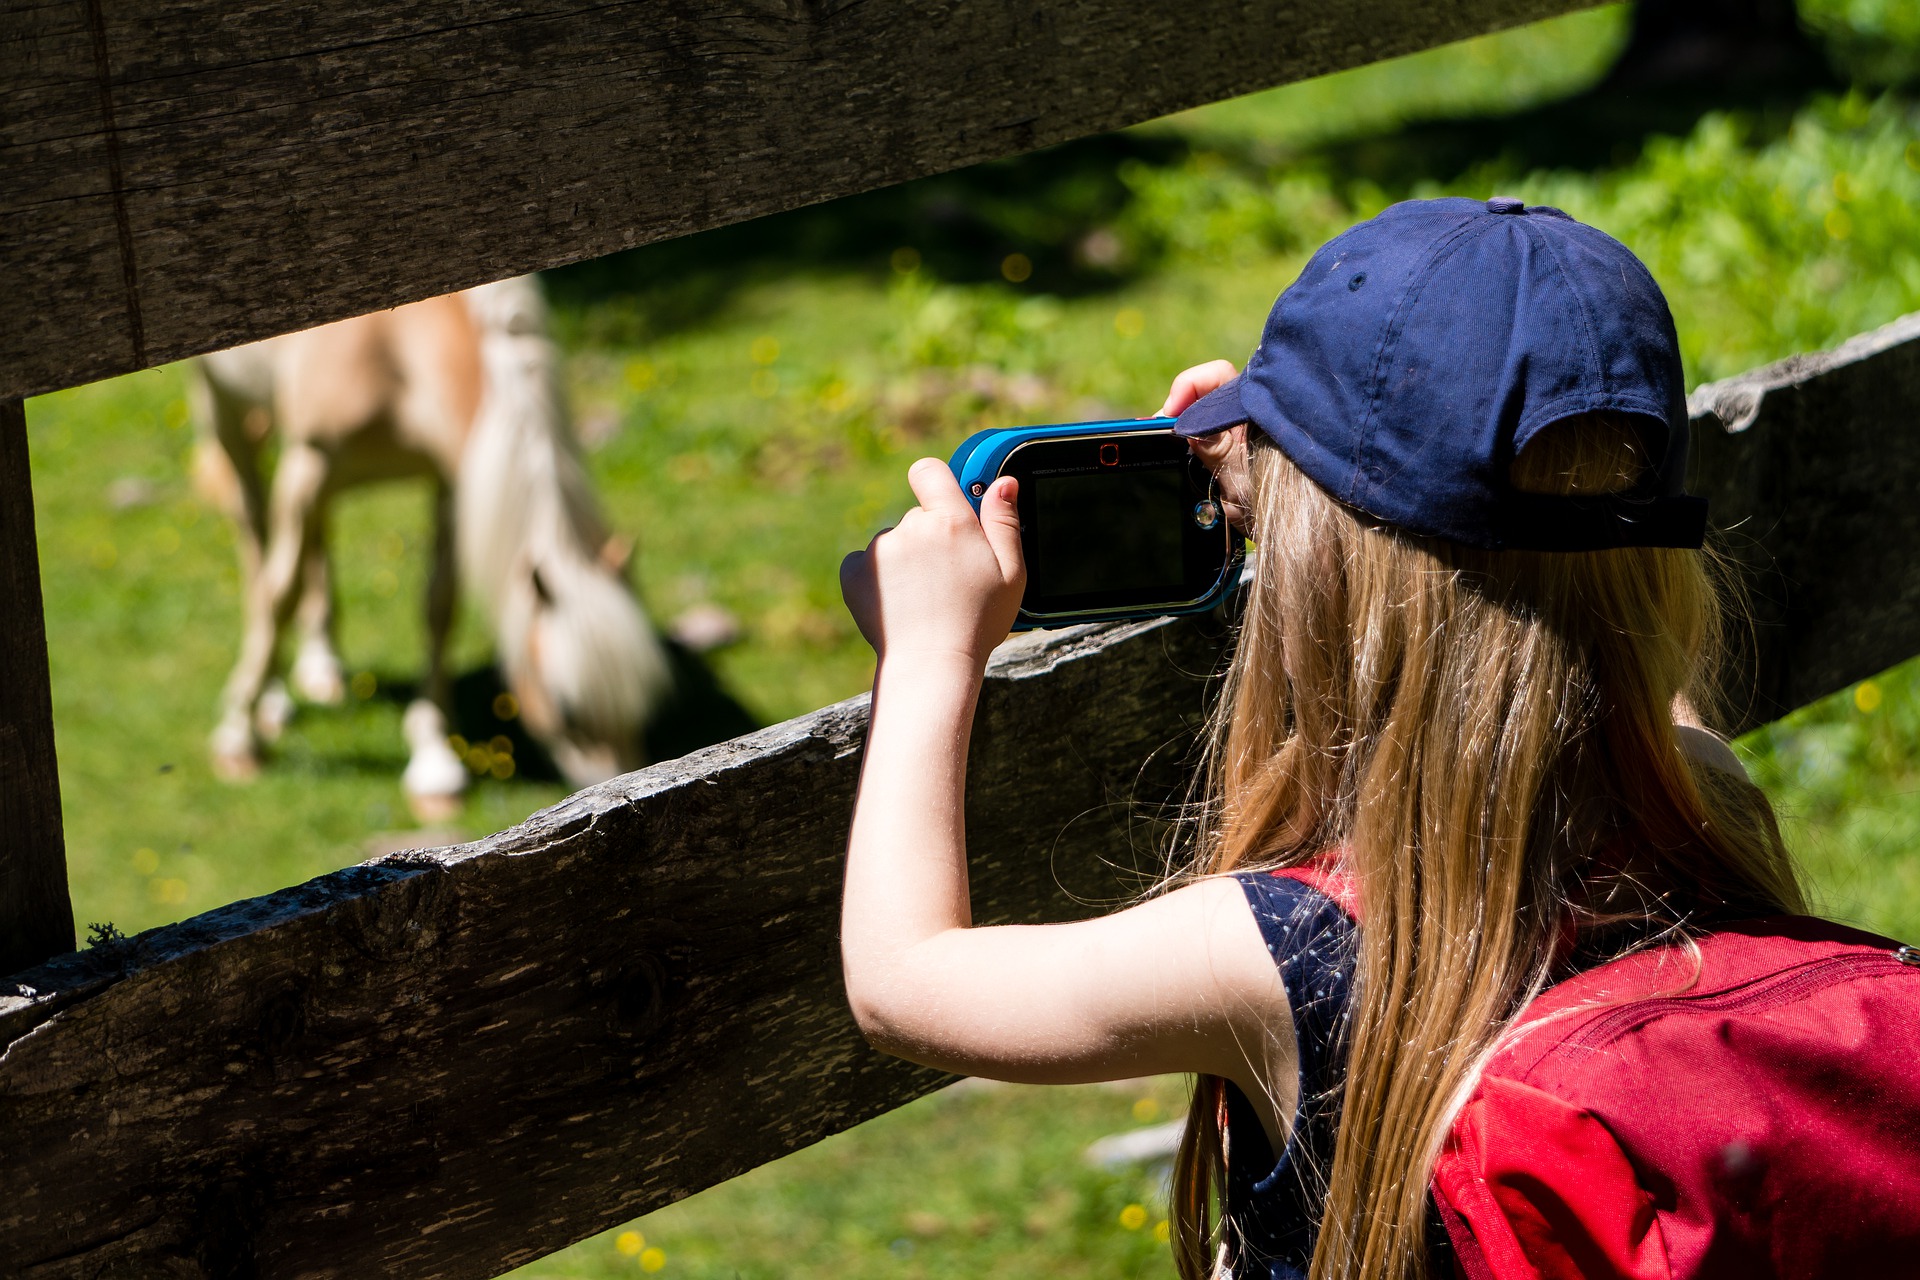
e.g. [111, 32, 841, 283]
[1564, 947, 1918, 1055]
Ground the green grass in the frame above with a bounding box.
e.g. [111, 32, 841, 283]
[22, 4, 1920, 1277]
[515, 1078, 1190, 1280]
[26, 370, 571, 936]
[1145, 6, 1634, 155]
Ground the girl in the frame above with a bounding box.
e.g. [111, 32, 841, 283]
[837, 197, 1883, 1279]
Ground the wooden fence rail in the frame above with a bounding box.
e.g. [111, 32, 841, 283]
[1690, 310, 1920, 728]
[4, 0, 1598, 402]
[0, 400, 73, 978]
[5, 312, 1920, 1279]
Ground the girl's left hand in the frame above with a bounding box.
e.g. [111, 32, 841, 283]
[840, 457, 1026, 668]
[1158, 359, 1254, 534]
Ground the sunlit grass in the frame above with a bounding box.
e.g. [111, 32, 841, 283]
[510, 1078, 1189, 1280]
[1150, 5, 1633, 155]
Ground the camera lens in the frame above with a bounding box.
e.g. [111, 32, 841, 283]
[1193, 499, 1221, 530]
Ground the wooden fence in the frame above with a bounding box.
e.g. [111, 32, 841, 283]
[6, 1, 1920, 1276]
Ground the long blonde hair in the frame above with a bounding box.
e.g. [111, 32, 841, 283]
[1170, 414, 1800, 1280]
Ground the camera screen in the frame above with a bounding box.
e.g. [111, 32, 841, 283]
[1031, 466, 1186, 598]
[993, 426, 1238, 623]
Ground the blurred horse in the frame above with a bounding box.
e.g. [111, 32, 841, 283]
[191, 276, 671, 816]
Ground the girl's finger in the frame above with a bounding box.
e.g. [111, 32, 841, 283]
[1155, 359, 1239, 419]
[978, 476, 1024, 583]
[906, 456, 973, 516]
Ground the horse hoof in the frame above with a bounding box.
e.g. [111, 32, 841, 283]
[407, 790, 464, 824]
[210, 715, 260, 780]
[292, 645, 347, 705]
[211, 750, 261, 782]
[255, 680, 295, 742]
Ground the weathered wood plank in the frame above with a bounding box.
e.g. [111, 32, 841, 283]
[0, 617, 1225, 1280]
[1690, 310, 1920, 730]
[0, 400, 74, 977]
[2, 0, 1600, 401]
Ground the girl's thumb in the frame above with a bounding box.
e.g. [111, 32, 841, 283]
[980, 476, 1025, 583]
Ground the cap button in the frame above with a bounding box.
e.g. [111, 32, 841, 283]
[1487, 195, 1526, 215]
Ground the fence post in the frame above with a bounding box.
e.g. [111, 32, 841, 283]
[0, 399, 73, 976]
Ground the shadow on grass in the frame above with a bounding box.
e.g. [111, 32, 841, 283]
[1315, 74, 1840, 192]
[544, 131, 1188, 342]
[353, 640, 761, 785]
[1292, 2, 1849, 191]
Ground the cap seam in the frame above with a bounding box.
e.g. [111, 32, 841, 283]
[1526, 219, 1609, 404]
[1352, 212, 1498, 504]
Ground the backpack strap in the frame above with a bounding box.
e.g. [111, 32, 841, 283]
[1269, 852, 1361, 921]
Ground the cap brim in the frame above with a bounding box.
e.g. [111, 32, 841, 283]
[1172, 379, 1249, 438]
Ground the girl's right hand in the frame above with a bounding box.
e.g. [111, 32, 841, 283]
[839, 457, 1026, 670]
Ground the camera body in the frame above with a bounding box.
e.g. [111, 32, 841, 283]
[950, 418, 1244, 631]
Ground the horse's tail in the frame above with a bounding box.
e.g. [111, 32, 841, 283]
[458, 276, 672, 784]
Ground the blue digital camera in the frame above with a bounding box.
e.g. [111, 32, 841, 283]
[949, 418, 1244, 631]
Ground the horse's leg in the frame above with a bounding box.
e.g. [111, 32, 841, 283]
[257, 512, 345, 741]
[288, 511, 347, 707]
[190, 360, 269, 601]
[211, 441, 330, 779]
[402, 478, 467, 820]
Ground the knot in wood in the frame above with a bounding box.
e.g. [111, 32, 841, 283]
[339, 868, 452, 962]
[257, 988, 307, 1058]
[606, 953, 672, 1042]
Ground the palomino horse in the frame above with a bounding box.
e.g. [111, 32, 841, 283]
[191, 276, 672, 816]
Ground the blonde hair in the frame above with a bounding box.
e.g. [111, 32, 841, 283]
[1170, 413, 1800, 1280]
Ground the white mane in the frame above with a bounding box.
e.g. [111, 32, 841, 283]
[459, 277, 671, 781]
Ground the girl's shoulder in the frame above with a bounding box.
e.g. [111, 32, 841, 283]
[1229, 849, 1360, 922]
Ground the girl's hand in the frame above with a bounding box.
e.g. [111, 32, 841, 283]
[1158, 360, 1255, 534]
[1155, 358, 1239, 419]
[840, 458, 1026, 668]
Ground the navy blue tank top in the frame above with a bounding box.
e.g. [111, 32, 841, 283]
[1222, 872, 1358, 1280]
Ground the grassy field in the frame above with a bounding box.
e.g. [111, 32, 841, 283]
[21, 3, 1920, 1276]
[516, 1077, 1193, 1280]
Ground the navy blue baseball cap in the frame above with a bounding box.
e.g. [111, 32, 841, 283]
[1174, 196, 1707, 551]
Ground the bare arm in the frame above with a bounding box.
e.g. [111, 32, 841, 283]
[838, 459, 1295, 1112]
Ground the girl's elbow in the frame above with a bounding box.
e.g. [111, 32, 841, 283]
[841, 962, 914, 1054]
[841, 935, 974, 1064]
[845, 986, 924, 1060]
[850, 1008, 909, 1057]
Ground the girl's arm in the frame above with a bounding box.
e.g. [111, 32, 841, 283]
[838, 458, 1294, 1102]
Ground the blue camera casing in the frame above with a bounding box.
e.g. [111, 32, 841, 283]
[949, 417, 1243, 630]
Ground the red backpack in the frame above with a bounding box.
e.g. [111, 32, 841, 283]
[1273, 865, 1920, 1278]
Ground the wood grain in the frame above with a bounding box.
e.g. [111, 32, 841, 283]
[0, 617, 1225, 1280]
[0, 400, 73, 977]
[3, 0, 1598, 401]
[1690, 310, 1920, 730]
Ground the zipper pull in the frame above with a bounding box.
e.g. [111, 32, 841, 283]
[1896, 945, 1920, 968]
